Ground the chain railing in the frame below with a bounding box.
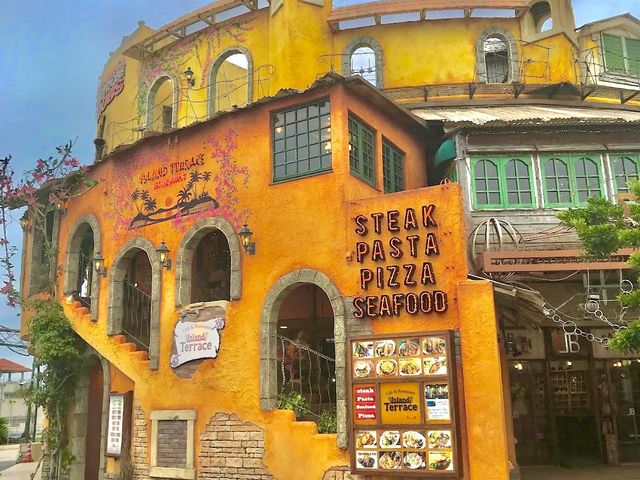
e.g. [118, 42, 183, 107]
[122, 281, 151, 350]
[277, 334, 336, 417]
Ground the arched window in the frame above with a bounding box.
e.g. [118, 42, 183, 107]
[530, 2, 552, 33]
[209, 48, 253, 116]
[542, 154, 603, 207]
[108, 238, 161, 369]
[473, 158, 501, 206]
[477, 29, 518, 84]
[64, 216, 101, 319]
[484, 36, 510, 83]
[175, 218, 242, 307]
[343, 37, 383, 88]
[574, 156, 601, 203]
[260, 269, 348, 447]
[146, 76, 177, 132]
[504, 158, 534, 205]
[191, 230, 231, 303]
[613, 154, 640, 192]
[544, 157, 571, 205]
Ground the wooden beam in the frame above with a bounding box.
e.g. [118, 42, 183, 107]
[621, 90, 640, 104]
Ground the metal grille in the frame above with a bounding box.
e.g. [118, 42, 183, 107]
[122, 281, 151, 350]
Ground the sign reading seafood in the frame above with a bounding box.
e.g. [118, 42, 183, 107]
[170, 307, 226, 368]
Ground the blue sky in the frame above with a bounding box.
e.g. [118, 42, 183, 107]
[0, 0, 639, 366]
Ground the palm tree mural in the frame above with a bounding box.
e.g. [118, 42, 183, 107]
[143, 196, 157, 214]
[177, 187, 191, 206]
[201, 171, 212, 197]
[130, 189, 142, 214]
[189, 170, 202, 198]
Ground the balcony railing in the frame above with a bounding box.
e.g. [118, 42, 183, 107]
[122, 281, 151, 350]
[277, 335, 336, 417]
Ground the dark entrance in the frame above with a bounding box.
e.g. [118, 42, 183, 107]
[84, 358, 103, 480]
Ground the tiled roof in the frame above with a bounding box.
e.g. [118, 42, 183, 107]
[0, 358, 30, 373]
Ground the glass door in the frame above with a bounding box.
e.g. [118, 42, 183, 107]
[609, 360, 640, 462]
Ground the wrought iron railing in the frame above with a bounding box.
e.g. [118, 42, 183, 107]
[77, 252, 93, 308]
[122, 281, 151, 350]
[277, 335, 336, 417]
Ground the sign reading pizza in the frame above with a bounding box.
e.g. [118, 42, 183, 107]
[348, 332, 460, 477]
[352, 205, 448, 319]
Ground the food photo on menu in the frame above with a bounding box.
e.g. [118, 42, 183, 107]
[428, 430, 452, 449]
[355, 430, 377, 448]
[398, 338, 421, 356]
[429, 451, 454, 471]
[376, 358, 398, 376]
[399, 357, 422, 376]
[353, 360, 374, 378]
[375, 339, 396, 357]
[353, 341, 374, 358]
[356, 450, 378, 469]
[422, 336, 446, 355]
[403, 451, 426, 470]
[379, 451, 402, 470]
[424, 356, 447, 375]
[379, 430, 401, 449]
[403, 430, 426, 449]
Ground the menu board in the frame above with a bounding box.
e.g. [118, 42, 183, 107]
[348, 331, 459, 477]
[105, 392, 133, 458]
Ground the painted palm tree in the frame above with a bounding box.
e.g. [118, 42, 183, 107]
[130, 189, 142, 214]
[143, 196, 157, 215]
[177, 187, 192, 206]
[201, 171, 212, 198]
[189, 170, 202, 198]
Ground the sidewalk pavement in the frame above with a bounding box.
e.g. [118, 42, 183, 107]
[0, 462, 40, 480]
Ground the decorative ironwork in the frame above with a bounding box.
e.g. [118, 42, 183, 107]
[277, 335, 336, 417]
[122, 281, 151, 350]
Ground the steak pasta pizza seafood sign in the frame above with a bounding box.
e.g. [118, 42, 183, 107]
[348, 332, 460, 477]
[352, 205, 448, 319]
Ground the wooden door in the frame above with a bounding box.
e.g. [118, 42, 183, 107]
[84, 360, 104, 480]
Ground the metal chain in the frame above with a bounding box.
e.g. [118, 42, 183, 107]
[542, 304, 619, 345]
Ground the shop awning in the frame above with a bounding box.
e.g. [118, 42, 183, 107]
[469, 274, 546, 327]
[434, 138, 456, 168]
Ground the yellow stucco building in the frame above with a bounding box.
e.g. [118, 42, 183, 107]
[20, 0, 640, 479]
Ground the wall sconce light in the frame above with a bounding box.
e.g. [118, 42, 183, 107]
[239, 224, 256, 255]
[184, 67, 195, 87]
[64, 291, 78, 304]
[93, 252, 107, 277]
[55, 200, 67, 215]
[156, 240, 172, 270]
[19, 212, 30, 231]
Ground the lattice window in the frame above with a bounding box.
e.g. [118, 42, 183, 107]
[602, 33, 640, 76]
[272, 100, 331, 182]
[542, 154, 603, 207]
[612, 154, 640, 193]
[471, 155, 535, 209]
[349, 115, 376, 186]
[382, 139, 404, 193]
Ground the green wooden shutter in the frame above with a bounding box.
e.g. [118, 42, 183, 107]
[603, 34, 626, 73]
[626, 38, 640, 76]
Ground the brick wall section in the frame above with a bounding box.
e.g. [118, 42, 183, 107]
[322, 465, 366, 480]
[157, 419, 188, 468]
[199, 412, 274, 479]
[133, 399, 149, 480]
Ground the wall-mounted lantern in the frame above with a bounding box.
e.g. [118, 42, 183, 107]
[184, 67, 196, 87]
[93, 251, 107, 277]
[156, 240, 172, 270]
[239, 223, 256, 255]
[55, 200, 67, 215]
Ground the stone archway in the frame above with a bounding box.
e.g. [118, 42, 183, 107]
[174, 217, 242, 307]
[108, 237, 162, 370]
[259, 269, 348, 447]
[64, 214, 101, 320]
[208, 46, 253, 117]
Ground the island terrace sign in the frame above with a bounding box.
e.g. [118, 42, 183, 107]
[352, 205, 448, 319]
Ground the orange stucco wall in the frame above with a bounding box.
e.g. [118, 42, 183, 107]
[44, 79, 508, 479]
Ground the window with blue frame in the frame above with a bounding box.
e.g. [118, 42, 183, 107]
[470, 155, 535, 209]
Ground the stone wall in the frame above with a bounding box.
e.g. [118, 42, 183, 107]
[199, 412, 274, 479]
[156, 420, 188, 468]
[133, 400, 149, 480]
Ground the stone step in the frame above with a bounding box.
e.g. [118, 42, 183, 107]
[130, 350, 149, 361]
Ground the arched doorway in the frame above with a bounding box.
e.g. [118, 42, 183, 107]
[122, 249, 152, 350]
[277, 284, 336, 416]
[191, 230, 231, 303]
[484, 35, 510, 83]
[84, 357, 104, 480]
[350, 46, 377, 86]
[77, 227, 94, 307]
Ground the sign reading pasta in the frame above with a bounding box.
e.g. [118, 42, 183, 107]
[348, 331, 460, 477]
